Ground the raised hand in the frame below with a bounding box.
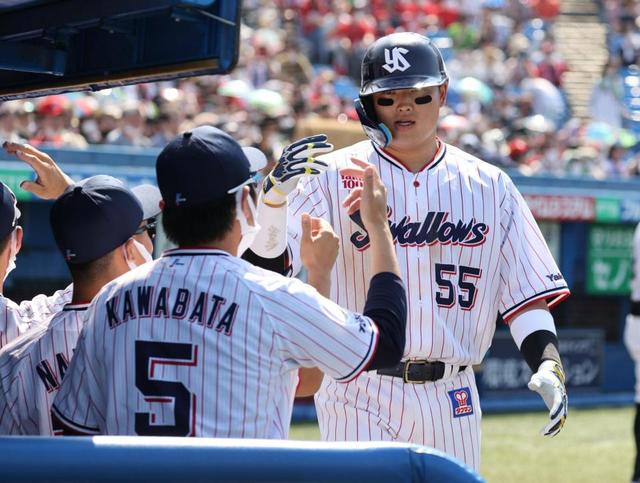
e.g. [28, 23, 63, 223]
[3, 142, 73, 199]
[262, 134, 333, 207]
[341, 157, 388, 231]
[300, 213, 339, 279]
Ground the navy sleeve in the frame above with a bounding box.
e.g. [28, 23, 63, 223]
[362, 272, 407, 370]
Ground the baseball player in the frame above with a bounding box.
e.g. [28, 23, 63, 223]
[130, 184, 162, 265]
[0, 181, 72, 348]
[624, 222, 640, 483]
[51, 125, 407, 438]
[0, 142, 162, 334]
[0, 175, 144, 435]
[248, 32, 570, 470]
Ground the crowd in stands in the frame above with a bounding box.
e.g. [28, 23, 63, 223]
[1, 0, 640, 180]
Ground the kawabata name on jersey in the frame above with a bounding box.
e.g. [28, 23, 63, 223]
[105, 287, 238, 336]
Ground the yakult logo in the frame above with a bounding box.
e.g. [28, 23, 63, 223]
[383, 47, 411, 73]
[349, 209, 489, 250]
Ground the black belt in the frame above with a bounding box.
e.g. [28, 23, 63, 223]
[377, 360, 467, 384]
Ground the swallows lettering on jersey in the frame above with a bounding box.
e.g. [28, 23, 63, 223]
[105, 286, 238, 336]
[349, 209, 489, 250]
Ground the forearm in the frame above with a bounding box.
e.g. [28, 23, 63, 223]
[368, 224, 400, 278]
[307, 271, 331, 297]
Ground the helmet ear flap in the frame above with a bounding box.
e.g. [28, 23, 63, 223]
[355, 97, 392, 148]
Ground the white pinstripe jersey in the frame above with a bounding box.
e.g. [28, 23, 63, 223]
[52, 248, 378, 437]
[0, 285, 72, 349]
[0, 303, 87, 435]
[632, 223, 640, 303]
[288, 140, 569, 365]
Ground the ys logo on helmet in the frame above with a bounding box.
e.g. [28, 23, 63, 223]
[382, 47, 411, 73]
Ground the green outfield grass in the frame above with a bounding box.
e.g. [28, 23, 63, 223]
[289, 406, 636, 483]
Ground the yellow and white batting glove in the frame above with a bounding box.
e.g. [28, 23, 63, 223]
[262, 134, 333, 206]
[527, 360, 568, 437]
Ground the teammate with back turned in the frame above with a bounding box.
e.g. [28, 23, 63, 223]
[248, 32, 570, 470]
[0, 175, 145, 435]
[0, 180, 71, 349]
[51, 125, 407, 438]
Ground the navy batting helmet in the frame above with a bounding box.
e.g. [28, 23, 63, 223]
[355, 33, 448, 147]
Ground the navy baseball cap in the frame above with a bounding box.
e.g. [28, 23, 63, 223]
[0, 182, 19, 240]
[156, 126, 266, 207]
[50, 175, 143, 264]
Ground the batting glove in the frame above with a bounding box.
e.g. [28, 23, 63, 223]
[262, 134, 333, 206]
[527, 360, 568, 437]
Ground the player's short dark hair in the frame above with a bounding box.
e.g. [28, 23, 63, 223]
[162, 196, 235, 247]
[68, 250, 116, 285]
[162, 186, 257, 247]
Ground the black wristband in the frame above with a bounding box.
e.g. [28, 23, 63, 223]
[520, 330, 561, 373]
[241, 247, 292, 276]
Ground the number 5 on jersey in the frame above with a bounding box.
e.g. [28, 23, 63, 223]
[135, 341, 198, 436]
[435, 263, 482, 310]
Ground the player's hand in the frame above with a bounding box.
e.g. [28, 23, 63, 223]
[3, 142, 74, 199]
[262, 134, 333, 207]
[300, 213, 339, 276]
[341, 158, 388, 230]
[527, 360, 568, 437]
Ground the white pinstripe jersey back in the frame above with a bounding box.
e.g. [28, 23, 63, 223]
[288, 140, 570, 365]
[52, 249, 379, 437]
[0, 303, 87, 435]
[0, 285, 72, 349]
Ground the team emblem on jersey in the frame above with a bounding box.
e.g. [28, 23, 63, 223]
[448, 387, 474, 418]
[349, 209, 489, 250]
[383, 47, 410, 73]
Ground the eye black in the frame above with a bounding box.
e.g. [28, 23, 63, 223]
[376, 98, 394, 106]
[415, 95, 432, 105]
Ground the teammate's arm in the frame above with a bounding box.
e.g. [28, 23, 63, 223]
[244, 135, 333, 275]
[51, 411, 96, 436]
[295, 212, 340, 397]
[0, 376, 22, 435]
[342, 161, 405, 370]
[3, 142, 73, 199]
[51, 306, 103, 436]
[18, 284, 73, 325]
